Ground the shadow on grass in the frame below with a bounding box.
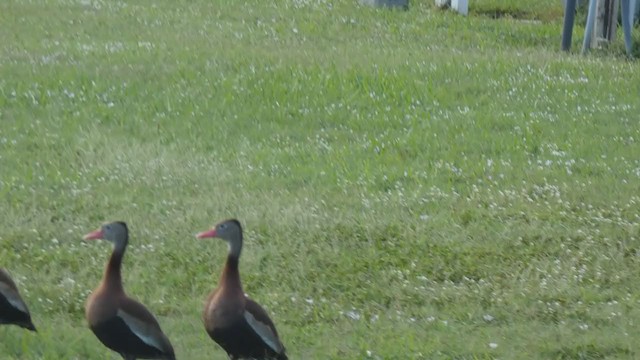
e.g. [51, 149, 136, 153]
[471, 4, 564, 22]
[547, 344, 634, 359]
[474, 7, 534, 20]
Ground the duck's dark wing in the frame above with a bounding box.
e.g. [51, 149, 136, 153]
[91, 298, 175, 359]
[0, 269, 36, 331]
[244, 298, 287, 358]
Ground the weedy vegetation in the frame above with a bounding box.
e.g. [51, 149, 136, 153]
[1, 0, 639, 358]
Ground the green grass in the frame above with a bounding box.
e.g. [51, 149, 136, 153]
[1, 0, 640, 358]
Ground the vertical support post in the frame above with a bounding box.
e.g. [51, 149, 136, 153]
[606, 0, 619, 42]
[582, 0, 599, 54]
[620, 0, 633, 55]
[593, 0, 618, 48]
[452, 0, 469, 15]
[562, 0, 578, 51]
[593, 0, 606, 48]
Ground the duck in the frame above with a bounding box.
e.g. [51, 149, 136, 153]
[0, 268, 36, 331]
[83, 221, 176, 360]
[196, 219, 288, 360]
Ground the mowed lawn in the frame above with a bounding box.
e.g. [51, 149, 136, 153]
[1, 0, 640, 358]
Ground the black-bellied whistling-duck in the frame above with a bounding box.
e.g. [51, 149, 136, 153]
[0, 268, 36, 331]
[83, 221, 175, 360]
[196, 219, 288, 360]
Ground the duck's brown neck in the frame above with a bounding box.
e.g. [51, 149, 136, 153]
[103, 243, 125, 293]
[220, 255, 243, 293]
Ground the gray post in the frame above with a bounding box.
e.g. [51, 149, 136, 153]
[582, 0, 599, 54]
[593, 0, 618, 47]
[562, 0, 577, 51]
[606, 0, 619, 42]
[620, 0, 633, 55]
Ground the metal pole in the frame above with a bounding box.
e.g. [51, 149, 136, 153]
[620, 0, 633, 55]
[582, 0, 599, 54]
[562, 0, 578, 51]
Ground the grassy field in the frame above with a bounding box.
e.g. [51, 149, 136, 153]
[1, 0, 640, 358]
